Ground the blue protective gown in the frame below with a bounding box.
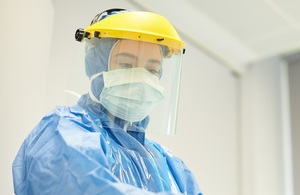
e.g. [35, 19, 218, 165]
[13, 94, 202, 195]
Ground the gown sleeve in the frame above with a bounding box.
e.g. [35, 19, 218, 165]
[148, 141, 203, 195]
[12, 107, 182, 195]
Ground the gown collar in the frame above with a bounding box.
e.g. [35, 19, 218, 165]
[77, 94, 149, 145]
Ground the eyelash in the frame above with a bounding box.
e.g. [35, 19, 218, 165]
[117, 62, 160, 77]
[118, 63, 133, 69]
[147, 68, 160, 76]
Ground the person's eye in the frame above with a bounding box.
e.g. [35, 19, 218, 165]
[118, 63, 133, 69]
[147, 68, 160, 77]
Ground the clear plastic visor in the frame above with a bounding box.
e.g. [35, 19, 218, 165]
[67, 38, 183, 135]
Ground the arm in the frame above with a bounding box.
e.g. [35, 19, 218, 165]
[12, 107, 181, 195]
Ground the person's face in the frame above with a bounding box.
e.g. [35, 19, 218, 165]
[109, 40, 162, 77]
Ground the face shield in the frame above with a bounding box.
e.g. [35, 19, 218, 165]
[68, 9, 185, 135]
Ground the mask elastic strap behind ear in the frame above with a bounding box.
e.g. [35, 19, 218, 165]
[88, 72, 104, 104]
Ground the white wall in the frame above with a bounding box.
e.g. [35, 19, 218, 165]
[286, 54, 300, 195]
[241, 57, 293, 195]
[0, 1, 54, 195]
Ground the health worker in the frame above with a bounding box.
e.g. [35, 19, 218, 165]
[12, 8, 203, 195]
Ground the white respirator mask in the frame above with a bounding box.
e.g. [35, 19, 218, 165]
[89, 68, 165, 122]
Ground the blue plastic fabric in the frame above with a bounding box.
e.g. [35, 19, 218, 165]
[13, 94, 202, 195]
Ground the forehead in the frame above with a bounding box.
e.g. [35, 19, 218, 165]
[111, 40, 161, 57]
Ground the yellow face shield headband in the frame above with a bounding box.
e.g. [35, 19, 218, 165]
[75, 10, 186, 57]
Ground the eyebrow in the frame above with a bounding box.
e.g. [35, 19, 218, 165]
[114, 53, 137, 60]
[148, 59, 162, 65]
[114, 52, 162, 65]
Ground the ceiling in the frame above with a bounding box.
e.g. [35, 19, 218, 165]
[129, 0, 300, 74]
